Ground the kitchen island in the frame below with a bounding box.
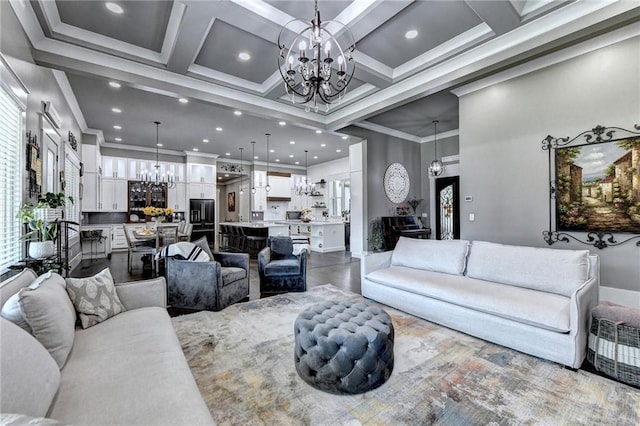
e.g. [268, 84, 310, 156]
[276, 221, 345, 253]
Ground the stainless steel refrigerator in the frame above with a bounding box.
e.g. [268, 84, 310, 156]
[189, 199, 215, 244]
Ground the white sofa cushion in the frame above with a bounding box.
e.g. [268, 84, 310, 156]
[1, 272, 55, 334]
[48, 307, 213, 425]
[391, 237, 470, 275]
[0, 318, 61, 418]
[18, 273, 76, 369]
[0, 269, 37, 307]
[466, 241, 590, 297]
[366, 266, 571, 332]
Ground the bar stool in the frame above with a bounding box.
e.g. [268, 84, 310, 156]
[219, 224, 229, 250]
[243, 227, 267, 258]
[230, 226, 243, 252]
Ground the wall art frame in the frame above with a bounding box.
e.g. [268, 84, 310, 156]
[542, 124, 640, 249]
[227, 191, 236, 212]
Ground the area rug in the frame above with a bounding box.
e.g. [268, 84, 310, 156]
[172, 285, 640, 425]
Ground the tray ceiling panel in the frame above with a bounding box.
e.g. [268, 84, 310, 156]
[55, 0, 173, 52]
[357, 1, 484, 68]
[194, 19, 280, 84]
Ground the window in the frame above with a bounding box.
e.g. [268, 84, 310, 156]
[0, 87, 24, 273]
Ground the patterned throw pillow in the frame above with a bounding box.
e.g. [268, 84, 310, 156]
[65, 268, 126, 329]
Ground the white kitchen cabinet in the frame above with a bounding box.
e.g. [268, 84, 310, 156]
[168, 182, 187, 211]
[309, 222, 345, 253]
[251, 187, 267, 211]
[110, 225, 128, 251]
[82, 172, 102, 211]
[266, 172, 292, 201]
[167, 163, 186, 183]
[188, 183, 215, 199]
[82, 144, 102, 173]
[103, 156, 127, 179]
[102, 178, 128, 211]
[128, 159, 150, 181]
[188, 163, 216, 183]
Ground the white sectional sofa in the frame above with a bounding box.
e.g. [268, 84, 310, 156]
[0, 269, 213, 425]
[362, 237, 600, 368]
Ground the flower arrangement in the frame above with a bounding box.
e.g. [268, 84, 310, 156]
[143, 206, 174, 217]
[300, 208, 312, 215]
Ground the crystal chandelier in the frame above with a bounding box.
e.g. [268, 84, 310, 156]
[278, 0, 355, 113]
[428, 120, 444, 177]
[142, 121, 175, 189]
[295, 150, 316, 196]
[219, 163, 245, 173]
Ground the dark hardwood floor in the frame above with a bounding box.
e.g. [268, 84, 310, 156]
[71, 249, 361, 301]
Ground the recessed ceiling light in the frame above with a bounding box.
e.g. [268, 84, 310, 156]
[279, 121, 286, 126]
[321, 143, 326, 147]
[254, 156, 259, 159]
[238, 52, 251, 61]
[178, 98, 188, 104]
[113, 125, 121, 130]
[157, 143, 163, 147]
[193, 148, 199, 152]
[275, 159, 280, 162]
[224, 174, 229, 177]
[111, 107, 121, 113]
[341, 135, 348, 140]
[105, 2, 124, 14]
[234, 110, 242, 116]
[115, 137, 122, 142]
[405, 29, 418, 39]
[295, 161, 300, 165]
[225, 152, 231, 156]
[203, 139, 209, 143]
[290, 140, 295, 144]
[269, 149, 275, 153]
[313, 155, 318, 159]
[336, 149, 342, 152]
[315, 130, 322, 134]
[289, 154, 294, 158]
[216, 127, 223, 131]
[218, 176, 222, 180]
[108, 81, 121, 88]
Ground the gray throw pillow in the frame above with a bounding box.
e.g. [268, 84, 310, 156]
[193, 236, 214, 260]
[18, 272, 76, 369]
[1, 272, 55, 334]
[65, 268, 126, 329]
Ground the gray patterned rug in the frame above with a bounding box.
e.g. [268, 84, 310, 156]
[171, 285, 640, 425]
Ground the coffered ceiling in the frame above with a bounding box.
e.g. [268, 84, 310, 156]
[7, 0, 640, 167]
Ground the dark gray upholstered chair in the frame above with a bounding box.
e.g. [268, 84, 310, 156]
[258, 236, 307, 297]
[166, 252, 249, 311]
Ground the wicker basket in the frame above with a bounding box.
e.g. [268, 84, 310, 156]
[587, 315, 640, 386]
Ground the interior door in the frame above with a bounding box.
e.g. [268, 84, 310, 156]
[435, 176, 460, 240]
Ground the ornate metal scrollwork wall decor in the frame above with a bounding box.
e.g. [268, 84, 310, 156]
[542, 124, 640, 249]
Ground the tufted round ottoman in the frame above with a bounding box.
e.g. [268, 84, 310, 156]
[294, 300, 394, 394]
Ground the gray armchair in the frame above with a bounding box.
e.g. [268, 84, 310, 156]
[258, 236, 307, 297]
[166, 252, 249, 311]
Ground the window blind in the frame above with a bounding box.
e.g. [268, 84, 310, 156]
[0, 87, 23, 273]
[65, 155, 80, 238]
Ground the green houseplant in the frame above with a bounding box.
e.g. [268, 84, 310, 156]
[17, 202, 59, 258]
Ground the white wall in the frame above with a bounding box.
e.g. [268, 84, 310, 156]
[457, 35, 640, 298]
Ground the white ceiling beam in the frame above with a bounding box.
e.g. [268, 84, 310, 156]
[465, 0, 522, 35]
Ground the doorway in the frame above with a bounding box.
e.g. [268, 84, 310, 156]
[435, 176, 460, 240]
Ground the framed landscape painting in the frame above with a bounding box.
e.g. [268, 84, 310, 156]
[555, 136, 640, 233]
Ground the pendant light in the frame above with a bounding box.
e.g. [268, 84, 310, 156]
[239, 147, 244, 195]
[265, 133, 271, 192]
[142, 121, 175, 189]
[428, 120, 444, 177]
[295, 150, 316, 196]
[251, 141, 256, 194]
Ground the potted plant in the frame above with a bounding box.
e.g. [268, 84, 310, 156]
[17, 202, 59, 258]
[34, 192, 74, 222]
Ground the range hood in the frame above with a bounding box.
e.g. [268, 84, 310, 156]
[266, 171, 292, 201]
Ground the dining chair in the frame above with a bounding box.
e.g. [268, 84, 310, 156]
[178, 223, 193, 242]
[123, 224, 157, 273]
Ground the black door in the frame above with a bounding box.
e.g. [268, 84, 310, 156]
[435, 176, 460, 240]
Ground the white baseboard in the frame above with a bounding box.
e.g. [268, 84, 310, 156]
[600, 286, 640, 308]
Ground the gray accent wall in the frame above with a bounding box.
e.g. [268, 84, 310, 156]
[458, 36, 640, 292]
